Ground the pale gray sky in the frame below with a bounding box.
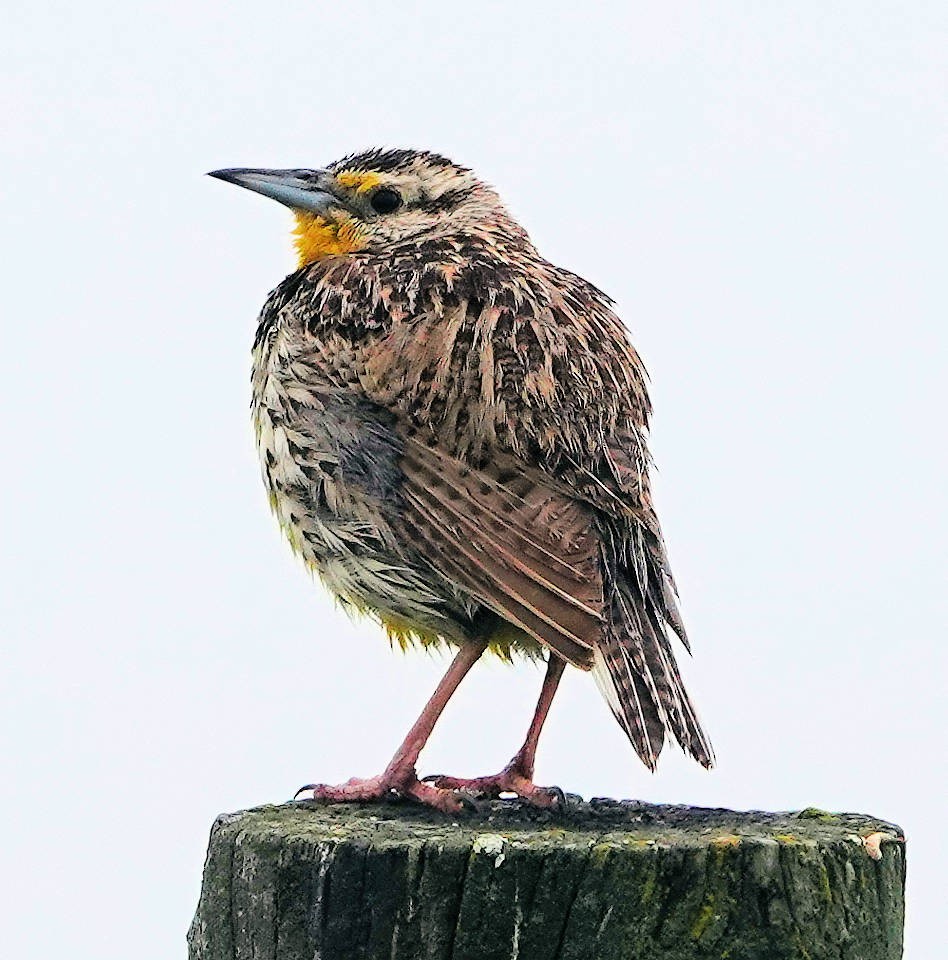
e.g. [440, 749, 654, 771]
[2, 2, 945, 957]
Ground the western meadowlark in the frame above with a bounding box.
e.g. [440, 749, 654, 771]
[210, 148, 712, 812]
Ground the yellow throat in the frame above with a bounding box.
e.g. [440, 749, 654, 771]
[292, 212, 367, 267]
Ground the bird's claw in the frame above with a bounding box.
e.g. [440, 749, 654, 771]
[293, 771, 468, 813]
[423, 768, 565, 809]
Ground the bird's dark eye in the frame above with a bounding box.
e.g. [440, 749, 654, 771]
[370, 187, 402, 214]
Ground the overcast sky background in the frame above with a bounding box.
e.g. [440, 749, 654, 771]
[2, 2, 945, 957]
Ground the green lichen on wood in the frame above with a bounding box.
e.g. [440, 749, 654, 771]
[188, 799, 905, 960]
[797, 808, 841, 824]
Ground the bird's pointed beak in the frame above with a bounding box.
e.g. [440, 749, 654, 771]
[207, 168, 343, 215]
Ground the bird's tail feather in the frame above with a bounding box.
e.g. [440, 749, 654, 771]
[592, 577, 714, 770]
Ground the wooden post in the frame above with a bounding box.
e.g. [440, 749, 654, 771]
[188, 799, 905, 960]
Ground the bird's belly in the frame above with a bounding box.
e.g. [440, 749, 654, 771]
[254, 397, 393, 579]
[252, 369, 473, 645]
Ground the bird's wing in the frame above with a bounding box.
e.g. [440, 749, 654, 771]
[346, 268, 712, 767]
[575, 433, 715, 770]
[395, 430, 604, 668]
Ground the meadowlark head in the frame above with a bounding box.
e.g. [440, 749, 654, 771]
[209, 148, 524, 267]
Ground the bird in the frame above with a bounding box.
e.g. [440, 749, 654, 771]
[209, 148, 713, 812]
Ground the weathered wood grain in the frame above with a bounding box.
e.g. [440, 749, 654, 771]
[188, 799, 905, 960]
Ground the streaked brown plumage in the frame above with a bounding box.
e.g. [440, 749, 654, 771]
[210, 148, 712, 810]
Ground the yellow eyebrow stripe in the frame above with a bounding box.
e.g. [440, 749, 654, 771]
[335, 170, 382, 193]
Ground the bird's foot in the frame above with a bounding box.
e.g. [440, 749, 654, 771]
[295, 769, 469, 814]
[424, 760, 564, 809]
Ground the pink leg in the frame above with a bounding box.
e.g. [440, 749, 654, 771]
[296, 640, 488, 813]
[427, 655, 567, 807]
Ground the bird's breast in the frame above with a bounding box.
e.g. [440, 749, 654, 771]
[251, 325, 412, 584]
[249, 324, 481, 647]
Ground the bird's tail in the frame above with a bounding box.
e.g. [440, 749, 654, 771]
[592, 572, 714, 770]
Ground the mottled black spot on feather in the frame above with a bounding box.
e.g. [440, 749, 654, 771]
[253, 266, 310, 349]
[330, 148, 463, 175]
[326, 398, 403, 502]
[426, 187, 475, 212]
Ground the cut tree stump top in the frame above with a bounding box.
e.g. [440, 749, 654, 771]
[188, 799, 905, 960]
